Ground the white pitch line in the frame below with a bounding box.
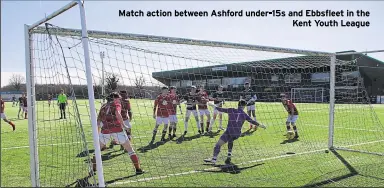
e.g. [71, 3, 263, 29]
[309, 124, 384, 132]
[112, 139, 384, 185]
[1, 135, 150, 150]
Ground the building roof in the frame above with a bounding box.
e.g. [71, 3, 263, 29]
[153, 55, 355, 80]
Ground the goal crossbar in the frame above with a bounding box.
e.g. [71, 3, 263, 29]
[28, 1, 79, 31]
[30, 26, 332, 56]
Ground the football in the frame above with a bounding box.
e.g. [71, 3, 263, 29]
[286, 131, 295, 140]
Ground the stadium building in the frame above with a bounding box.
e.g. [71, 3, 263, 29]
[0, 91, 23, 102]
[152, 51, 384, 103]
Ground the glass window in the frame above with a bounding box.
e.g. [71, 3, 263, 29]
[311, 72, 330, 82]
[207, 79, 221, 86]
[181, 80, 192, 87]
[271, 75, 279, 82]
[170, 80, 181, 87]
[285, 74, 301, 83]
[342, 71, 359, 78]
[192, 79, 206, 87]
[222, 78, 231, 86]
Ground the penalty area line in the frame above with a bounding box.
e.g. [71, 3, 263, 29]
[1, 135, 150, 150]
[112, 139, 384, 185]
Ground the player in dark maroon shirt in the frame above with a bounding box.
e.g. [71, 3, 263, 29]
[48, 94, 52, 107]
[168, 86, 180, 139]
[21, 93, 28, 119]
[93, 92, 144, 175]
[281, 93, 299, 139]
[0, 96, 15, 131]
[197, 85, 210, 134]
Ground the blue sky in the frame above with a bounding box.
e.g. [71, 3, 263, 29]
[1, 1, 384, 86]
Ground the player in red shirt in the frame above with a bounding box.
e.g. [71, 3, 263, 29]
[109, 90, 133, 150]
[197, 85, 210, 134]
[168, 86, 180, 139]
[1, 96, 16, 131]
[152, 86, 172, 142]
[281, 93, 299, 139]
[92, 92, 144, 175]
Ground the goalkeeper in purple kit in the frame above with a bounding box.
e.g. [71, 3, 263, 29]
[204, 100, 266, 164]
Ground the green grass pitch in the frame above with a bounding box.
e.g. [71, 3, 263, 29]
[1, 99, 384, 187]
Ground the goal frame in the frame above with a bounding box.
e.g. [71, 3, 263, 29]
[25, 1, 384, 186]
[25, 1, 106, 187]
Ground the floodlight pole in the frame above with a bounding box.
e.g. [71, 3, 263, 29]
[100, 51, 105, 103]
[77, 0, 106, 186]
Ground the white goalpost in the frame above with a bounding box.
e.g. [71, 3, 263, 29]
[25, 1, 384, 187]
[25, 1, 105, 187]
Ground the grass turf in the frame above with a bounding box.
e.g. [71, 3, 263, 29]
[1, 99, 384, 187]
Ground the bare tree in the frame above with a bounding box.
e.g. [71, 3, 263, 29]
[134, 76, 146, 98]
[9, 74, 25, 91]
[134, 75, 146, 89]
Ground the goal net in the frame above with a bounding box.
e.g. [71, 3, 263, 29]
[26, 3, 384, 187]
[291, 88, 325, 103]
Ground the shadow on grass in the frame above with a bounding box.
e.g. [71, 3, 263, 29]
[65, 173, 95, 187]
[280, 138, 300, 144]
[105, 173, 143, 185]
[8, 118, 26, 122]
[240, 129, 257, 137]
[302, 149, 359, 187]
[138, 139, 171, 153]
[176, 133, 202, 144]
[203, 130, 221, 138]
[200, 162, 264, 174]
[82, 150, 125, 162]
[77, 149, 95, 158]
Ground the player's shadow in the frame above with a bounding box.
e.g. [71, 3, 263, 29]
[280, 138, 299, 144]
[82, 150, 125, 163]
[77, 149, 95, 158]
[100, 150, 126, 161]
[8, 118, 25, 122]
[302, 149, 359, 187]
[201, 162, 264, 174]
[105, 173, 143, 185]
[138, 139, 171, 153]
[204, 130, 221, 138]
[240, 129, 257, 137]
[176, 133, 202, 144]
[65, 175, 95, 187]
